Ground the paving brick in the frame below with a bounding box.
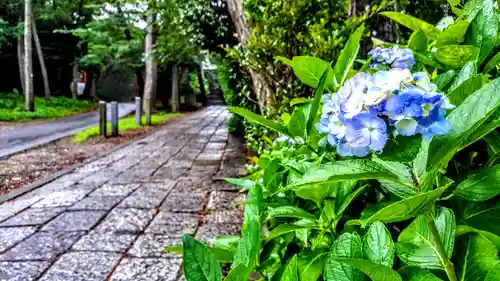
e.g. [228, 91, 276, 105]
[90, 184, 140, 197]
[94, 208, 156, 233]
[0, 261, 50, 281]
[41, 210, 106, 232]
[0, 231, 84, 261]
[69, 196, 124, 211]
[160, 195, 205, 213]
[128, 234, 179, 258]
[0, 207, 65, 226]
[117, 185, 170, 209]
[0, 197, 42, 222]
[109, 258, 181, 281]
[31, 190, 88, 208]
[208, 191, 245, 211]
[38, 252, 121, 281]
[0, 227, 36, 252]
[72, 231, 136, 252]
[145, 212, 198, 236]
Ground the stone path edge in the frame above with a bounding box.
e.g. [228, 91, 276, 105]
[0, 111, 196, 204]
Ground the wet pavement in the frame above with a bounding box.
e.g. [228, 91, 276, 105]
[0, 106, 246, 281]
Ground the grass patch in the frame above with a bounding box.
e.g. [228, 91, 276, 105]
[73, 112, 182, 143]
[0, 93, 96, 121]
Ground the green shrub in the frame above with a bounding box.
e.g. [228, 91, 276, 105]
[0, 93, 95, 121]
[177, 1, 500, 280]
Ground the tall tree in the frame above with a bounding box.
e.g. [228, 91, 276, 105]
[24, 0, 34, 111]
[32, 16, 50, 100]
[143, 10, 157, 111]
[17, 15, 25, 94]
[226, 0, 272, 113]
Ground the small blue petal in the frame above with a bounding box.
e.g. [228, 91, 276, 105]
[369, 130, 387, 151]
[327, 134, 339, 146]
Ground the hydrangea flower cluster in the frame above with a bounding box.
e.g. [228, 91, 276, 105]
[317, 54, 454, 157]
[368, 46, 416, 70]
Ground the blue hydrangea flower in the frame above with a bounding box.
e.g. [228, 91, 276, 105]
[368, 46, 415, 70]
[316, 116, 346, 146]
[344, 112, 388, 154]
[337, 73, 371, 119]
[412, 72, 438, 93]
[364, 68, 413, 105]
[316, 49, 453, 157]
[391, 46, 415, 69]
[368, 47, 393, 64]
[337, 139, 371, 157]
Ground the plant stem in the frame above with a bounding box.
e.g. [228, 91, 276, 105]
[426, 214, 458, 281]
[439, 194, 455, 201]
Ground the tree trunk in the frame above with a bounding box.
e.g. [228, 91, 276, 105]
[32, 17, 50, 100]
[226, 0, 272, 114]
[17, 15, 25, 94]
[143, 11, 157, 111]
[24, 0, 34, 112]
[197, 64, 207, 106]
[171, 64, 179, 112]
[71, 62, 78, 99]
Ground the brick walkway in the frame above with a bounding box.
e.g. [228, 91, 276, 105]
[0, 106, 247, 281]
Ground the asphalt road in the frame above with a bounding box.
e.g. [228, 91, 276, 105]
[0, 103, 135, 158]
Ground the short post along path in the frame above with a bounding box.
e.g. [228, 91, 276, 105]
[0, 106, 247, 281]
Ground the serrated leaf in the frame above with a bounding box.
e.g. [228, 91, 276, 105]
[455, 234, 500, 280]
[228, 107, 289, 137]
[280, 256, 298, 281]
[297, 251, 327, 281]
[414, 52, 444, 69]
[454, 164, 500, 201]
[182, 235, 222, 281]
[425, 78, 500, 189]
[381, 135, 422, 163]
[408, 30, 427, 52]
[231, 219, 260, 279]
[349, 187, 447, 227]
[484, 52, 500, 73]
[372, 157, 416, 198]
[308, 67, 330, 135]
[266, 206, 316, 221]
[447, 74, 483, 106]
[285, 159, 412, 192]
[398, 268, 443, 281]
[465, 0, 498, 63]
[265, 224, 310, 241]
[435, 45, 479, 69]
[288, 105, 308, 139]
[333, 25, 364, 88]
[449, 61, 477, 91]
[396, 208, 455, 270]
[328, 258, 402, 281]
[291, 56, 334, 89]
[455, 225, 500, 249]
[434, 70, 456, 90]
[290, 97, 309, 106]
[381, 12, 440, 40]
[462, 201, 500, 235]
[223, 178, 255, 190]
[363, 222, 395, 267]
[436, 20, 469, 47]
[324, 233, 364, 281]
[461, 120, 500, 151]
[224, 264, 248, 281]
